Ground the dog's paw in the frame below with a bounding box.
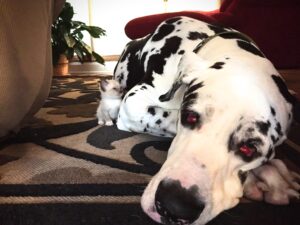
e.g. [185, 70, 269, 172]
[243, 159, 300, 205]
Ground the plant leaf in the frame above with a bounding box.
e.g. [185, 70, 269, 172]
[64, 34, 76, 48]
[52, 2, 106, 66]
[75, 25, 106, 38]
[59, 2, 74, 22]
[78, 40, 93, 54]
[92, 52, 105, 65]
[74, 46, 84, 63]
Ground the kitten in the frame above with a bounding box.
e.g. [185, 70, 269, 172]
[96, 79, 123, 126]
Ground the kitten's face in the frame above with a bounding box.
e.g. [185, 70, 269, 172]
[100, 79, 123, 97]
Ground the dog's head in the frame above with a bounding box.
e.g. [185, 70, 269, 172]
[141, 52, 296, 225]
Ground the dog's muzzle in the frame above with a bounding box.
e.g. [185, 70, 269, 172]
[154, 179, 205, 224]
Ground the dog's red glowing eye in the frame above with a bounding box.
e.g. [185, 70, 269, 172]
[187, 112, 198, 124]
[181, 110, 201, 129]
[239, 145, 255, 157]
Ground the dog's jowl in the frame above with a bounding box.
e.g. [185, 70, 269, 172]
[108, 17, 299, 225]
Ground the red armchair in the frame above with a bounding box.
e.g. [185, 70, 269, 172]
[125, 0, 300, 69]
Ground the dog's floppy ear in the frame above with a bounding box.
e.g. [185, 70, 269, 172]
[159, 52, 208, 102]
[159, 79, 182, 102]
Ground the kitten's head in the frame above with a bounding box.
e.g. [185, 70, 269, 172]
[99, 79, 123, 98]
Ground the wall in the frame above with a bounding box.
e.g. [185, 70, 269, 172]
[68, 0, 220, 56]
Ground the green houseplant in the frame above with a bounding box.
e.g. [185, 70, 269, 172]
[51, 2, 106, 75]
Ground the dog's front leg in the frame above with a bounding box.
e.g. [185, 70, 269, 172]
[117, 84, 179, 137]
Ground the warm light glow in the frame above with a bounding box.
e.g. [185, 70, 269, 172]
[165, 0, 220, 12]
[69, 0, 221, 56]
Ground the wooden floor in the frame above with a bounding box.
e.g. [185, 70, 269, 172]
[280, 69, 300, 94]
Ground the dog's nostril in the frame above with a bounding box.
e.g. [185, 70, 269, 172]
[155, 179, 204, 224]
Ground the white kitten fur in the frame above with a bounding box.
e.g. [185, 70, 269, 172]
[96, 79, 123, 126]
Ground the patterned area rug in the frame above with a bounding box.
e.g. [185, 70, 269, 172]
[0, 76, 299, 225]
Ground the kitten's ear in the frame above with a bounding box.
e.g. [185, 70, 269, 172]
[100, 79, 109, 92]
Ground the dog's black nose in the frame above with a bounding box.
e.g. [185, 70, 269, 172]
[155, 179, 204, 224]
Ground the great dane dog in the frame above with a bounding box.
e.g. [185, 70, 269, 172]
[106, 17, 300, 225]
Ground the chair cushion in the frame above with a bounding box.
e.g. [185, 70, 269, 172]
[125, 10, 218, 40]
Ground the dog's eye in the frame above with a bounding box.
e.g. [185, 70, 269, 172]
[186, 112, 198, 123]
[239, 144, 256, 157]
[181, 110, 201, 129]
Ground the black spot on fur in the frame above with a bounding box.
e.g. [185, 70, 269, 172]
[256, 120, 271, 135]
[114, 36, 150, 91]
[181, 81, 204, 110]
[119, 47, 128, 63]
[141, 85, 147, 90]
[210, 62, 225, 69]
[247, 127, 255, 133]
[271, 75, 297, 105]
[185, 82, 204, 97]
[181, 93, 198, 111]
[236, 124, 242, 132]
[238, 171, 247, 184]
[207, 24, 227, 34]
[237, 40, 265, 58]
[128, 92, 135, 97]
[275, 122, 283, 136]
[117, 73, 124, 83]
[178, 50, 185, 55]
[152, 24, 175, 42]
[219, 32, 251, 43]
[163, 111, 170, 118]
[144, 128, 147, 132]
[270, 106, 276, 116]
[266, 147, 274, 159]
[165, 17, 181, 24]
[144, 36, 182, 86]
[156, 119, 162, 125]
[271, 135, 279, 144]
[228, 132, 236, 151]
[148, 107, 156, 116]
[188, 32, 209, 40]
[272, 75, 300, 123]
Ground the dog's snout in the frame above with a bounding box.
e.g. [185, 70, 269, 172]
[155, 179, 204, 224]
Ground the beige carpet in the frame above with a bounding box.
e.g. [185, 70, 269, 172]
[0, 76, 299, 225]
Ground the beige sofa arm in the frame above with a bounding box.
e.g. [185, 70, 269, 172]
[0, 0, 62, 138]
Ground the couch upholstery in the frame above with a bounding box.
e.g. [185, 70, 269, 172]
[0, 0, 65, 138]
[125, 0, 300, 69]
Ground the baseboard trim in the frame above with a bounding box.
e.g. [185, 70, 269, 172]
[69, 61, 116, 76]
